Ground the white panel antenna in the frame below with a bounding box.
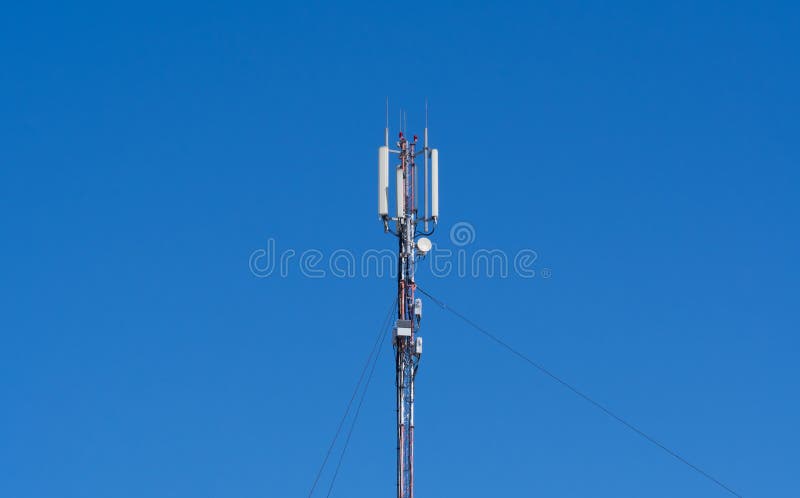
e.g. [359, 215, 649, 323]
[396, 166, 405, 218]
[431, 148, 439, 220]
[378, 146, 389, 217]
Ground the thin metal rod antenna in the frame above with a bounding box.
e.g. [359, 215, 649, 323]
[424, 100, 429, 231]
[385, 97, 390, 147]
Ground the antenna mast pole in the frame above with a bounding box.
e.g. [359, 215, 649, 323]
[378, 104, 439, 498]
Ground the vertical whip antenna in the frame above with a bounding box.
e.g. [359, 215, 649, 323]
[424, 99, 429, 231]
[385, 97, 390, 147]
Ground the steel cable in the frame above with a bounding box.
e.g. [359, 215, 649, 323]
[416, 286, 742, 498]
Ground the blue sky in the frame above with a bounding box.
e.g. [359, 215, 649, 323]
[2, 2, 798, 497]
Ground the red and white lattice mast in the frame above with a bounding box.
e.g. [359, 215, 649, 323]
[378, 106, 439, 498]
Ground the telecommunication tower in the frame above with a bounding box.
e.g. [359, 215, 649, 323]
[377, 105, 439, 498]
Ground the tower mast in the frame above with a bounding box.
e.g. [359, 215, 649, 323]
[378, 107, 439, 498]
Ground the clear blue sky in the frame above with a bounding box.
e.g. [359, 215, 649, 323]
[2, 2, 798, 497]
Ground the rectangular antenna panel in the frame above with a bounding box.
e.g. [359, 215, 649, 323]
[396, 166, 405, 217]
[431, 149, 439, 219]
[378, 146, 389, 216]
